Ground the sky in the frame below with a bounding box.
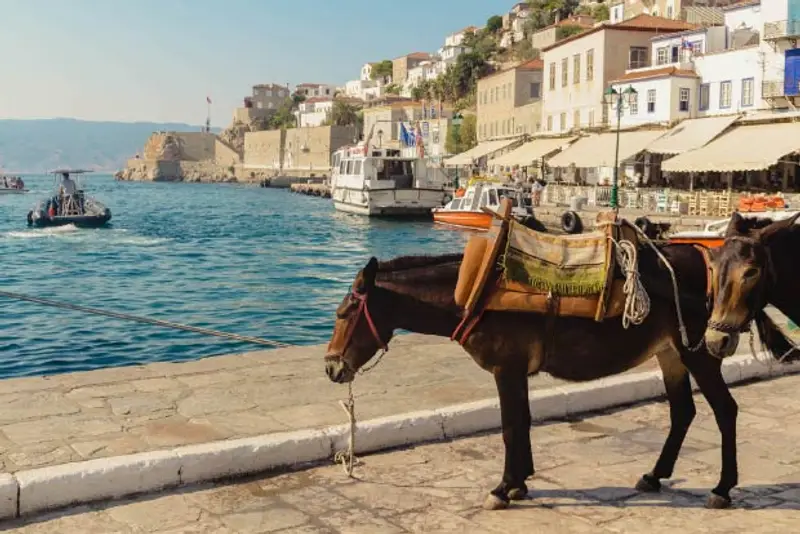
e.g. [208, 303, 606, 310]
[0, 0, 508, 127]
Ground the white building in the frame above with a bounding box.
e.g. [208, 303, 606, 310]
[360, 63, 375, 81]
[295, 83, 337, 98]
[444, 26, 479, 47]
[610, 1, 780, 129]
[295, 97, 334, 128]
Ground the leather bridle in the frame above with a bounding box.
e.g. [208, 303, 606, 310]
[707, 236, 773, 335]
[324, 290, 388, 370]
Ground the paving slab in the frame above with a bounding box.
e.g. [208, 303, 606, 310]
[0, 334, 584, 473]
[4, 374, 799, 533]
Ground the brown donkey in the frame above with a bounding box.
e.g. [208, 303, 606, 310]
[705, 212, 800, 363]
[324, 244, 743, 510]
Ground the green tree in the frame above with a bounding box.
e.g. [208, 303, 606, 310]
[556, 24, 587, 40]
[445, 122, 462, 154]
[327, 100, 360, 127]
[459, 115, 477, 151]
[268, 99, 297, 130]
[370, 60, 394, 81]
[385, 83, 401, 95]
[525, 0, 581, 32]
[591, 3, 610, 22]
[486, 15, 503, 34]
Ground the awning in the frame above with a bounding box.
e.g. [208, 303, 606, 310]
[662, 122, 800, 173]
[444, 139, 518, 166]
[646, 115, 739, 154]
[546, 130, 666, 168]
[490, 136, 577, 167]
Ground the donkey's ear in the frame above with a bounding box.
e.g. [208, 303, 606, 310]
[355, 257, 379, 292]
[759, 212, 800, 243]
[724, 212, 745, 237]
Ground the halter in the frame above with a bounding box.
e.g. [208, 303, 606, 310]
[707, 235, 774, 335]
[325, 290, 388, 367]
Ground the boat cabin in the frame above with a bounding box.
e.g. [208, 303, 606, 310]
[331, 146, 441, 191]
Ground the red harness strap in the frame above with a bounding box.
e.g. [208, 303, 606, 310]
[329, 291, 387, 357]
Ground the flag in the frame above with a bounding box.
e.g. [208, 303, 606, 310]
[206, 96, 212, 104]
[399, 123, 414, 147]
[415, 122, 425, 159]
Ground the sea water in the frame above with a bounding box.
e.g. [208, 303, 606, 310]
[0, 175, 467, 378]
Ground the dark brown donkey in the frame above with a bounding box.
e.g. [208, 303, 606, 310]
[324, 244, 742, 510]
[705, 212, 800, 363]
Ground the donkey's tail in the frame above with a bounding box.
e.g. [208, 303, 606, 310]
[754, 310, 800, 363]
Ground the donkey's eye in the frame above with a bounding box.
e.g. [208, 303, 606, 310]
[743, 267, 759, 279]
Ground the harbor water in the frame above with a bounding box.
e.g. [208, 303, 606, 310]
[0, 175, 467, 378]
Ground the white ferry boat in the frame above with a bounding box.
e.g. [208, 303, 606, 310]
[330, 144, 448, 217]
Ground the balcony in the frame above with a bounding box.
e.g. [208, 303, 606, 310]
[764, 20, 800, 41]
[762, 80, 786, 98]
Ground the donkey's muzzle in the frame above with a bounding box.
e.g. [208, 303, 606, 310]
[704, 329, 740, 358]
[325, 354, 354, 383]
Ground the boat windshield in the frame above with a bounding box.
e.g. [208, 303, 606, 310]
[497, 188, 519, 208]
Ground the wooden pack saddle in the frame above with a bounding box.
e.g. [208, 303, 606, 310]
[454, 199, 641, 323]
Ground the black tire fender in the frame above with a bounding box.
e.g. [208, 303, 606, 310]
[561, 210, 583, 234]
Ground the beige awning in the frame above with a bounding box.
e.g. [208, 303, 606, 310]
[646, 115, 739, 155]
[444, 139, 518, 166]
[546, 130, 666, 168]
[662, 122, 800, 173]
[490, 136, 577, 167]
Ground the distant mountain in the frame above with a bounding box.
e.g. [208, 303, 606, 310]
[0, 118, 222, 174]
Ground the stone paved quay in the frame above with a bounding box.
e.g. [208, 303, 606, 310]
[5, 374, 799, 533]
[0, 334, 610, 473]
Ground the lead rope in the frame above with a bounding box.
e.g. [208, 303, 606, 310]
[333, 348, 388, 477]
[609, 237, 650, 329]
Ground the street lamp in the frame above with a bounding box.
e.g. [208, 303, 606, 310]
[603, 85, 638, 211]
[377, 129, 384, 148]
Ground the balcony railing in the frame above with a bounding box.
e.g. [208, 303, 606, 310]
[764, 20, 800, 40]
[762, 80, 786, 98]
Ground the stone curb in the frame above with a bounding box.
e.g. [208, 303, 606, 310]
[2, 353, 799, 519]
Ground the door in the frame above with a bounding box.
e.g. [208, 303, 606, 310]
[784, 48, 800, 96]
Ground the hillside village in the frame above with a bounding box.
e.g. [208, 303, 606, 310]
[119, 0, 800, 207]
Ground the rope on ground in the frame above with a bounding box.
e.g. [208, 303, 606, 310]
[0, 290, 291, 348]
[333, 348, 388, 477]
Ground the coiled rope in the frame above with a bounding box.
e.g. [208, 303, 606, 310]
[611, 237, 650, 329]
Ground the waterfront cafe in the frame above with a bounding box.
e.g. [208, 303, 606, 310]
[444, 138, 523, 171]
[488, 135, 577, 180]
[660, 114, 800, 194]
[545, 129, 666, 187]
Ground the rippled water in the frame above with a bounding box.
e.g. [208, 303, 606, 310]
[0, 176, 467, 378]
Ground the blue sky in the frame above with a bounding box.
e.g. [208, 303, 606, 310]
[0, 0, 507, 127]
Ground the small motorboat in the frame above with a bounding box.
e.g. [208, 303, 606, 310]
[432, 178, 533, 230]
[0, 175, 28, 194]
[668, 209, 798, 248]
[27, 169, 112, 228]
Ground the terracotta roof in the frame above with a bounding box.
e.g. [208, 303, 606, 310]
[406, 52, 432, 60]
[297, 83, 329, 88]
[722, 0, 760, 11]
[611, 66, 699, 83]
[453, 25, 479, 35]
[542, 14, 699, 52]
[518, 58, 544, 70]
[651, 25, 715, 41]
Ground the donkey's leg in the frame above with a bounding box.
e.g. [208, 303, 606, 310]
[484, 365, 533, 510]
[683, 352, 738, 509]
[636, 350, 696, 493]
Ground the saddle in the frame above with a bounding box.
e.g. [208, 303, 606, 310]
[454, 200, 641, 331]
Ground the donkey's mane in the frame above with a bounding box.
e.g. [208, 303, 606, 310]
[376, 254, 463, 284]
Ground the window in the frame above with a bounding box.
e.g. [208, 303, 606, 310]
[630, 93, 638, 115]
[339, 161, 346, 173]
[742, 77, 754, 106]
[560, 112, 566, 131]
[346, 160, 354, 174]
[354, 160, 362, 175]
[666, 5, 673, 18]
[720, 81, 732, 109]
[588, 110, 595, 126]
[451, 199, 462, 210]
[671, 46, 679, 63]
[679, 88, 690, 112]
[530, 82, 541, 98]
[547, 115, 553, 131]
[502, 84, 507, 100]
[689, 40, 703, 54]
[549, 63, 556, 90]
[561, 58, 568, 87]
[488, 189, 499, 206]
[699, 83, 710, 110]
[586, 49, 594, 81]
[573, 110, 580, 129]
[657, 47, 668, 65]
[573, 54, 581, 84]
[629, 47, 648, 69]
[647, 89, 656, 113]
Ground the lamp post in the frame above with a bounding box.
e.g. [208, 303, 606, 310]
[603, 85, 638, 211]
[377, 129, 384, 148]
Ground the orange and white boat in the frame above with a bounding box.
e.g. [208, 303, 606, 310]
[432, 179, 532, 230]
[669, 208, 798, 248]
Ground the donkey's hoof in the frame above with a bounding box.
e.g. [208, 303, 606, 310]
[483, 493, 509, 511]
[635, 474, 661, 493]
[705, 493, 732, 509]
[508, 485, 529, 501]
